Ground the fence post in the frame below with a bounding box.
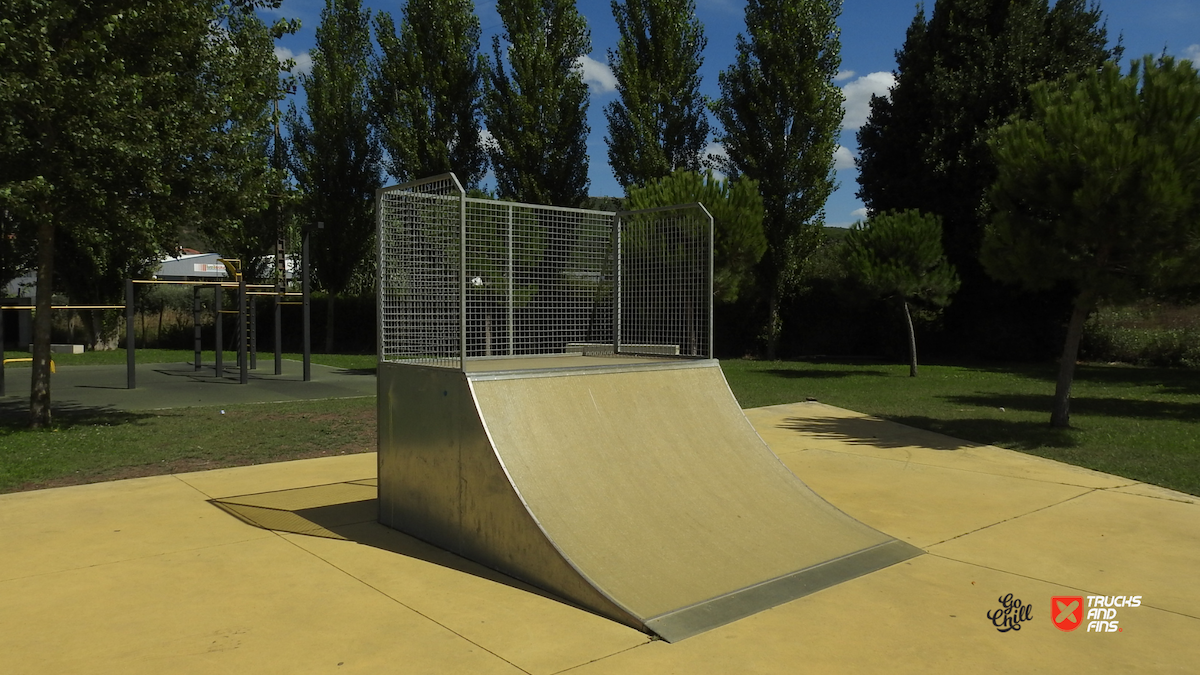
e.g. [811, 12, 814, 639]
[126, 279, 135, 389]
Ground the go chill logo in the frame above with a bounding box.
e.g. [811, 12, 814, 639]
[1052, 595, 1141, 632]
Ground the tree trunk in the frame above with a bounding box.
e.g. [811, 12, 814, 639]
[324, 294, 335, 353]
[765, 290, 780, 360]
[1051, 288, 1096, 428]
[30, 215, 55, 428]
[902, 298, 918, 377]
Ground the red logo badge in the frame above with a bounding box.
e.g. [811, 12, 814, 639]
[1052, 596, 1084, 631]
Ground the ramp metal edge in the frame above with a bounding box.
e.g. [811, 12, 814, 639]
[644, 539, 924, 642]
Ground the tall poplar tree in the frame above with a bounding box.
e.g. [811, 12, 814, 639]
[711, 0, 844, 359]
[0, 0, 293, 427]
[605, 0, 709, 191]
[483, 0, 591, 207]
[855, 0, 1118, 357]
[372, 0, 487, 188]
[287, 0, 382, 352]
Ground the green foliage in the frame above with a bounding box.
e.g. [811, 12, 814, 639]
[626, 170, 767, 302]
[287, 0, 382, 300]
[0, 0, 296, 424]
[985, 57, 1200, 299]
[1081, 304, 1200, 369]
[857, 0, 1117, 264]
[198, 9, 300, 285]
[845, 210, 959, 308]
[855, 0, 1118, 359]
[844, 210, 959, 374]
[604, 0, 709, 191]
[710, 0, 844, 356]
[483, 0, 591, 207]
[984, 56, 1200, 425]
[372, 0, 487, 188]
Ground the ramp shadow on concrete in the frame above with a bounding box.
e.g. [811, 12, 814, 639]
[209, 479, 579, 607]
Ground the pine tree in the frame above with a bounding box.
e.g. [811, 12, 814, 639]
[372, 0, 487, 188]
[985, 57, 1200, 427]
[844, 210, 959, 377]
[710, 0, 844, 358]
[625, 170, 766, 303]
[605, 0, 709, 191]
[483, 0, 591, 207]
[287, 0, 382, 352]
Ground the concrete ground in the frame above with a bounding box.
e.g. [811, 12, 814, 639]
[2, 401, 1197, 673]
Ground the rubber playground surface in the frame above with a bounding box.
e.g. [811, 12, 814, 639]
[1, 365, 1198, 673]
[0, 359, 376, 415]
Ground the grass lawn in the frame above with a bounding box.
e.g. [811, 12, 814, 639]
[721, 359, 1200, 497]
[1, 351, 377, 493]
[2, 351, 1197, 497]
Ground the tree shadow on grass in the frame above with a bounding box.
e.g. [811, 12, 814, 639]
[961, 361, 1200, 396]
[943, 393, 1200, 423]
[778, 413, 1078, 452]
[0, 399, 154, 433]
[762, 368, 890, 380]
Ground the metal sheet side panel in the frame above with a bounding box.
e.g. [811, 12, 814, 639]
[470, 362, 901, 620]
[377, 362, 642, 631]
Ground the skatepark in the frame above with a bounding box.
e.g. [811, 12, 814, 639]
[2, 176, 1197, 671]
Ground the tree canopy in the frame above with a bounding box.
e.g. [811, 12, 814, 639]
[287, 0, 382, 351]
[984, 56, 1200, 427]
[605, 0, 709, 191]
[710, 0, 844, 358]
[855, 0, 1118, 358]
[484, 0, 591, 207]
[372, 0, 487, 188]
[625, 170, 766, 303]
[0, 0, 293, 426]
[845, 210, 959, 376]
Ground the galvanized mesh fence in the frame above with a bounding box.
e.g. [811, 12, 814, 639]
[617, 204, 713, 358]
[378, 173, 711, 369]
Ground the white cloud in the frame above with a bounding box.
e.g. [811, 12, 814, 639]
[702, 142, 728, 180]
[275, 46, 313, 76]
[841, 71, 896, 130]
[850, 207, 868, 220]
[835, 69, 856, 82]
[575, 55, 618, 94]
[833, 145, 855, 170]
[479, 128, 499, 152]
[1184, 44, 1200, 63]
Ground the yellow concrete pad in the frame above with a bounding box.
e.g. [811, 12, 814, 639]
[1113, 483, 1199, 505]
[778, 447, 1093, 548]
[0, 535, 523, 675]
[282, 523, 649, 675]
[747, 402, 1130, 489]
[563, 554, 1199, 675]
[174, 452, 376, 499]
[930, 489, 1200, 618]
[0, 475, 269, 582]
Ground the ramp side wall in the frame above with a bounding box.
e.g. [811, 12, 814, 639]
[376, 361, 641, 630]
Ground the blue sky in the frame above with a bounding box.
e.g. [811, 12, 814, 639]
[269, 0, 1200, 226]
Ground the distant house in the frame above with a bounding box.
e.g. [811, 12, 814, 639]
[153, 252, 229, 282]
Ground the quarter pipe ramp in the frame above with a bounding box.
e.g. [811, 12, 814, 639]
[378, 357, 921, 641]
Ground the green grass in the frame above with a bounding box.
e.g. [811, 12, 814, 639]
[721, 359, 1200, 497]
[0, 397, 376, 493]
[3, 351, 1197, 497]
